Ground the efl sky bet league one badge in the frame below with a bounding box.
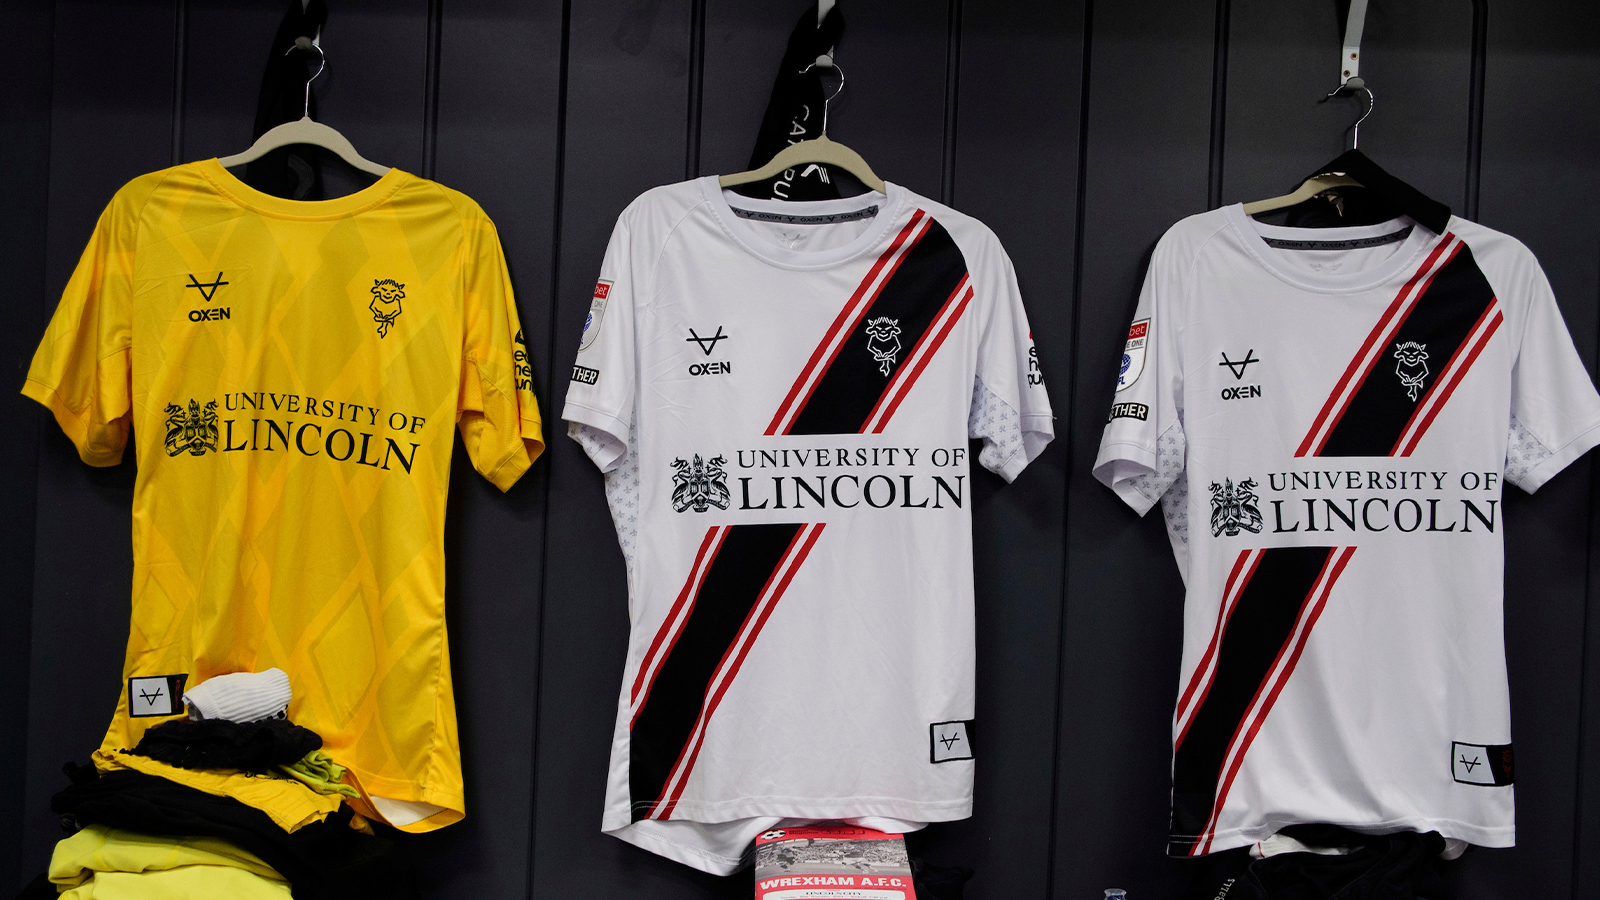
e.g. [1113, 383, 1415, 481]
[580, 280, 612, 352]
[1117, 319, 1149, 392]
[754, 824, 913, 900]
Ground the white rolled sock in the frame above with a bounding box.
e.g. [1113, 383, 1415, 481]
[184, 668, 292, 723]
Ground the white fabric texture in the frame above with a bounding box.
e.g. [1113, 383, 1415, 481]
[183, 669, 291, 723]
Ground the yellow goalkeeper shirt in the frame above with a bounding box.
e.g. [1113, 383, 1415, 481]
[24, 160, 544, 831]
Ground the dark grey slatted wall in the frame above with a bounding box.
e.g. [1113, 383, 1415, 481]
[20, 0, 178, 878]
[1055, 3, 1216, 896]
[0, 0, 52, 890]
[1473, 3, 1600, 898]
[11, 2, 1600, 899]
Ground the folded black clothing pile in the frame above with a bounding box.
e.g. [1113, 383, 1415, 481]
[127, 716, 322, 774]
[1178, 825, 1448, 900]
[52, 769, 418, 900]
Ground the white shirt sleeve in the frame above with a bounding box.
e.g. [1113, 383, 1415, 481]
[1502, 246, 1600, 493]
[1093, 229, 1188, 516]
[969, 232, 1054, 482]
[562, 211, 641, 474]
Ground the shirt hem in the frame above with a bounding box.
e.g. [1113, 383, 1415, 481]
[1173, 816, 1516, 857]
[603, 798, 972, 876]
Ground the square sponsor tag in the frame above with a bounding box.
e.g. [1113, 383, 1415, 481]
[128, 674, 187, 718]
[1452, 740, 1514, 786]
[930, 720, 974, 763]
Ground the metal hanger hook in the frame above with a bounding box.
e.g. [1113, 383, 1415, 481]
[286, 35, 325, 120]
[1319, 78, 1374, 150]
[800, 60, 846, 136]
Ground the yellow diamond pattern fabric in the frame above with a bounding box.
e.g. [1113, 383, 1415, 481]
[25, 160, 544, 832]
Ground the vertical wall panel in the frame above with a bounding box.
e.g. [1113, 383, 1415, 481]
[412, 2, 564, 898]
[0, 0, 51, 889]
[1055, 2, 1217, 897]
[1220, 0, 1473, 207]
[531, 2, 720, 898]
[1475, 3, 1600, 900]
[924, 3, 1083, 898]
[21, 0, 178, 880]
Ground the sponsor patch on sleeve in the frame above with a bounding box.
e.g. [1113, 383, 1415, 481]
[1116, 318, 1149, 392]
[1108, 401, 1149, 422]
[578, 281, 612, 352]
[128, 674, 188, 718]
[570, 364, 600, 386]
[1452, 741, 1513, 786]
[930, 720, 975, 763]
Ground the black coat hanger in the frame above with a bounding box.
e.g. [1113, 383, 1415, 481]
[1243, 84, 1452, 235]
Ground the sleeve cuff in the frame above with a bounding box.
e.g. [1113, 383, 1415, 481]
[22, 378, 126, 467]
[1518, 419, 1600, 493]
[1092, 442, 1159, 516]
[562, 402, 630, 473]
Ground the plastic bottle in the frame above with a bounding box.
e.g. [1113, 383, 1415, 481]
[1104, 891, 1127, 900]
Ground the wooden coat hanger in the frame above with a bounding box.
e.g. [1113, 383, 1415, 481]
[720, 61, 885, 194]
[217, 36, 389, 177]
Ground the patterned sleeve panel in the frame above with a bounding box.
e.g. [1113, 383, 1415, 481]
[570, 421, 642, 581]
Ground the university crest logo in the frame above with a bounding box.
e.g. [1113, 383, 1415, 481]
[670, 454, 730, 513]
[370, 279, 405, 338]
[164, 399, 219, 457]
[864, 316, 902, 376]
[1394, 341, 1429, 401]
[1209, 477, 1263, 537]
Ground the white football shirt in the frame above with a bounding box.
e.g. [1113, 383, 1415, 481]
[1094, 205, 1600, 856]
[563, 177, 1053, 874]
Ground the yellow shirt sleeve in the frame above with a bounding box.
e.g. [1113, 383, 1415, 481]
[22, 178, 151, 466]
[455, 200, 544, 491]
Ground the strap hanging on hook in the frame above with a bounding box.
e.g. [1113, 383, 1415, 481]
[1318, 0, 1373, 151]
[815, 0, 836, 68]
[1338, 0, 1370, 88]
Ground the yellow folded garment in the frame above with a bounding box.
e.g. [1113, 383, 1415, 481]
[51, 824, 290, 899]
[279, 750, 361, 799]
[94, 749, 341, 833]
[59, 867, 292, 899]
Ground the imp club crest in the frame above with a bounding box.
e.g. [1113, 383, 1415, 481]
[370, 279, 405, 338]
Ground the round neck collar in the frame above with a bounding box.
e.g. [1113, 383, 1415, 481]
[198, 157, 410, 220]
[700, 175, 908, 271]
[1223, 202, 1441, 295]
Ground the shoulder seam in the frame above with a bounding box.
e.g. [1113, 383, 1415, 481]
[647, 196, 713, 306]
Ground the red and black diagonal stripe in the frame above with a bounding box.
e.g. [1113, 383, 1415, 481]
[1304, 242, 1499, 457]
[783, 217, 969, 435]
[1169, 545, 1353, 856]
[629, 523, 815, 821]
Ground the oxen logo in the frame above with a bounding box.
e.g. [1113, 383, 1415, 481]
[670, 454, 730, 513]
[164, 399, 219, 457]
[370, 279, 406, 338]
[1394, 341, 1429, 401]
[1209, 478, 1263, 537]
[864, 316, 902, 376]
